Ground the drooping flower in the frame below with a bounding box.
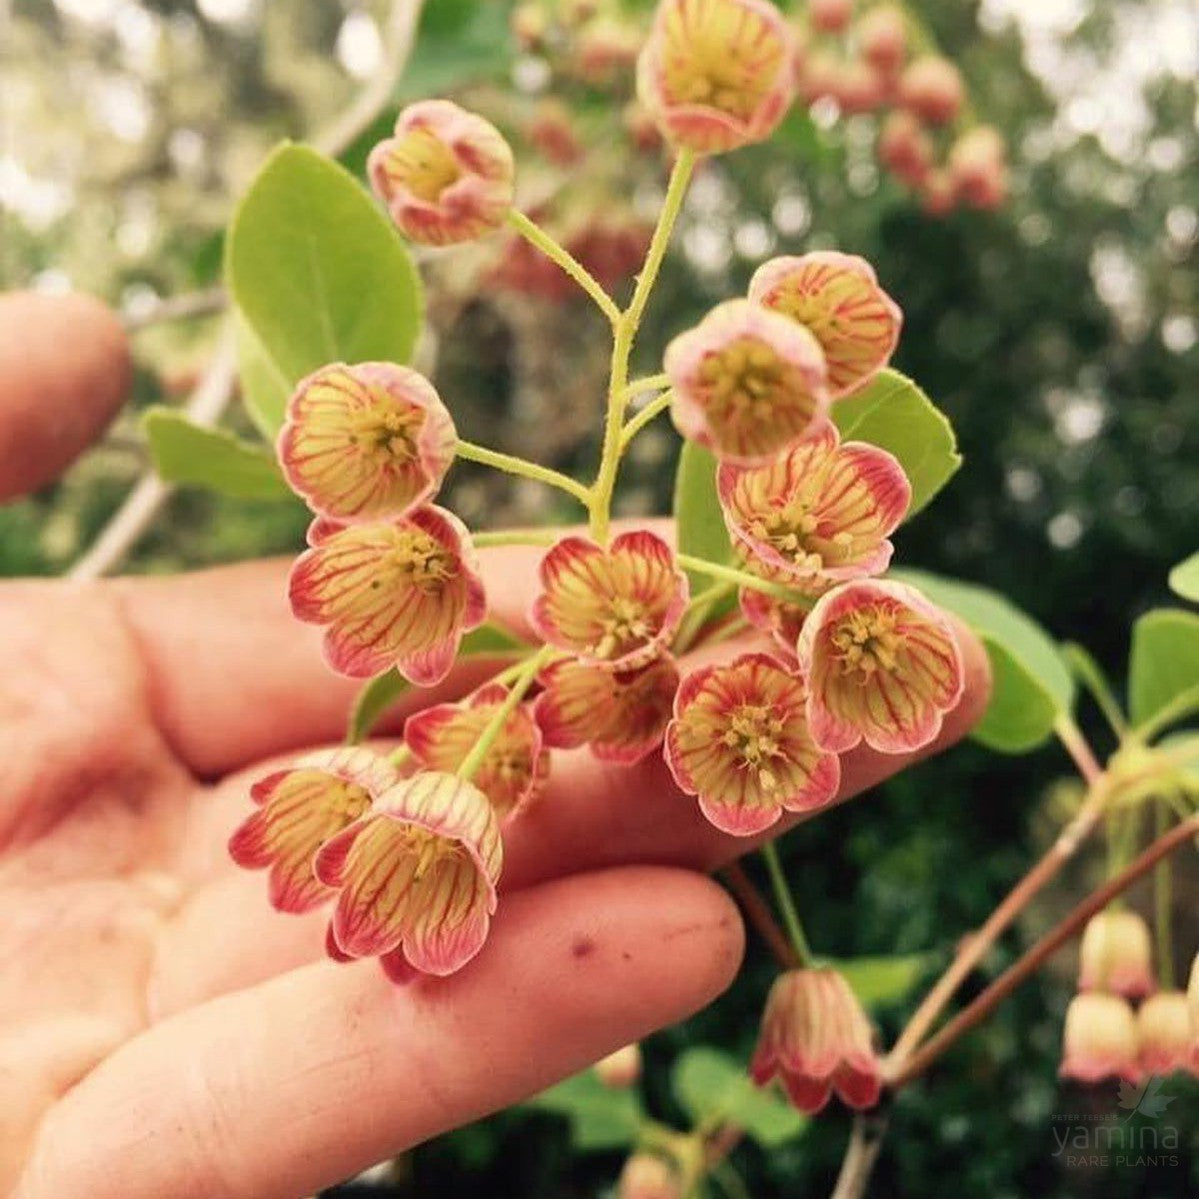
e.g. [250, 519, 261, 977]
[858, 5, 907, 76]
[278, 362, 456, 522]
[636, 0, 797, 155]
[534, 655, 680, 764]
[718, 423, 911, 592]
[1077, 910, 1156, 999]
[618, 1153, 683, 1199]
[897, 55, 965, 126]
[530, 531, 688, 671]
[595, 1043, 643, 1089]
[289, 505, 487, 685]
[1136, 991, 1195, 1077]
[747, 253, 903, 399]
[876, 109, 934, 188]
[1188, 952, 1199, 1028]
[738, 585, 811, 667]
[368, 100, 515, 245]
[228, 747, 399, 914]
[404, 683, 547, 820]
[797, 579, 964, 755]
[750, 968, 883, 1114]
[664, 299, 829, 464]
[664, 652, 840, 835]
[1059, 993, 1141, 1084]
[314, 771, 502, 980]
[948, 125, 1008, 211]
[809, 0, 853, 35]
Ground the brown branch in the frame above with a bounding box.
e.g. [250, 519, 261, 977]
[829, 1107, 891, 1199]
[722, 862, 799, 970]
[888, 810, 1199, 1090]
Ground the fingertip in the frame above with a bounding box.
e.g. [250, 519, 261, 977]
[0, 291, 131, 500]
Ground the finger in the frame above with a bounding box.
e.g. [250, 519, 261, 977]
[156, 616, 987, 1012]
[0, 292, 131, 501]
[18, 868, 743, 1199]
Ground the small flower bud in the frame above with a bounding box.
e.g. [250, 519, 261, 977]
[857, 5, 906, 76]
[369, 100, 515, 245]
[618, 1153, 682, 1199]
[637, 0, 798, 155]
[1059, 993, 1141, 1084]
[920, 169, 957, 217]
[595, 1043, 643, 1088]
[1136, 991, 1194, 1077]
[897, 56, 965, 126]
[750, 968, 882, 1113]
[1077, 910, 1155, 999]
[877, 110, 933, 187]
[833, 58, 887, 114]
[809, 0, 853, 35]
[1188, 952, 1199, 1027]
[948, 125, 1008, 210]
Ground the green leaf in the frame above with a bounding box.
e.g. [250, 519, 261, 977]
[673, 442, 735, 595]
[346, 623, 529, 743]
[1129, 608, 1199, 728]
[833, 954, 930, 1010]
[235, 315, 292, 440]
[673, 1048, 806, 1148]
[525, 1069, 644, 1152]
[141, 407, 292, 500]
[832, 369, 961, 519]
[400, 1, 513, 97]
[895, 568, 1074, 753]
[226, 143, 423, 435]
[1168, 552, 1199, 602]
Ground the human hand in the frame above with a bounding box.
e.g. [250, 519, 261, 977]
[0, 293, 989, 1199]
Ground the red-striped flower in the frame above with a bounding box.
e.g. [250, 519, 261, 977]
[750, 968, 883, 1114]
[718, 423, 911, 593]
[368, 100, 515, 246]
[228, 747, 399, 914]
[278, 362, 456, 522]
[1059, 993, 1141, 1084]
[404, 683, 547, 820]
[534, 655, 681, 764]
[748, 253, 902, 399]
[636, 0, 797, 155]
[738, 586, 811, 668]
[665, 299, 829, 465]
[664, 652, 840, 835]
[797, 579, 963, 754]
[314, 771, 502, 981]
[530, 531, 688, 671]
[289, 505, 486, 685]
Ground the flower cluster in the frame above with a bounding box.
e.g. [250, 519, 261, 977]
[1059, 910, 1199, 1083]
[229, 0, 965, 1055]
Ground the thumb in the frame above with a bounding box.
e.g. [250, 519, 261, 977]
[0, 291, 132, 502]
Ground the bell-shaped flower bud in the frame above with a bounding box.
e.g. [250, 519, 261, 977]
[1136, 991, 1194, 1077]
[747, 252, 902, 399]
[948, 125, 1008, 211]
[665, 298, 829, 464]
[595, 1042, 643, 1088]
[368, 100, 515, 245]
[636, 0, 797, 155]
[289, 505, 487, 685]
[279, 362, 456, 522]
[665, 652, 840, 835]
[810, 0, 853, 34]
[1077, 910, 1155, 999]
[858, 5, 907, 76]
[315, 771, 502, 980]
[229, 747, 399, 914]
[750, 968, 882, 1113]
[1059, 993, 1141, 1084]
[797, 579, 964, 754]
[877, 109, 933, 187]
[618, 1153, 682, 1199]
[897, 55, 965, 126]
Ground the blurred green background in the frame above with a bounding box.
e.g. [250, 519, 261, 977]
[2, 0, 1196, 1195]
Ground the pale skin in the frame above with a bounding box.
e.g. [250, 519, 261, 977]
[0, 293, 990, 1199]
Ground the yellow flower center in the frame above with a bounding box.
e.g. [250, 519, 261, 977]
[699, 336, 796, 428]
[348, 403, 425, 465]
[593, 595, 653, 660]
[376, 528, 456, 592]
[662, 5, 782, 121]
[327, 781, 372, 821]
[723, 703, 786, 791]
[751, 505, 855, 571]
[388, 127, 462, 203]
[398, 826, 453, 883]
[830, 606, 902, 682]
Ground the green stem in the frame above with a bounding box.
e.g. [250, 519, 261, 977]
[620, 390, 674, 449]
[471, 528, 557, 549]
[387, 742, 413, 767]
[673, 581, 736, 655]
[675, 553, 814, 607]
[1062, 642, 1128, 739]
[1053, 714, 1104, 785]
[591, 151, 695, 543]
[1154, 799, 1175, 989]
[1132, 682, 1199, 744]
[761, 841, 813, 967]
[456, 647, 553, 783]
[622, 372, 671, 399]
[506, 210, 620, 324]
[456, 439, 591, 505]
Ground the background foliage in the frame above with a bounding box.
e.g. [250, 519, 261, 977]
[2, 0, 1196, 1195]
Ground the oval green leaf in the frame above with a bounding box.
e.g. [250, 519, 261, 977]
[1168, 552, 1199, 603]
[672, 442, 739, 627]
[226, 142, 423, 435]
[525, 1069, 644, 1152]
[895, 568, 1074, 753]
[141, 407, 293, 501]
[1129, 608, 1199, 729]
[832, 368, 961, 519]
[833, 953, 930, 1010]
